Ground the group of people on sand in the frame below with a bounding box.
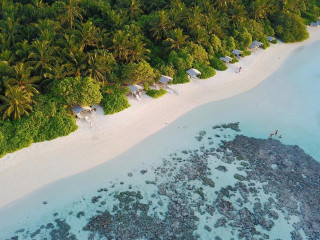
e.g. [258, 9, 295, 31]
[270, 130, 282, 139]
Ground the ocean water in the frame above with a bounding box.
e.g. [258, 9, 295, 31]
[0, 40, 319, 240]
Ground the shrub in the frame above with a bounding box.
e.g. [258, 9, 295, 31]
[273, 12, 309, 42]
[121, 60, 158, 85]
[100, 86, 130, 115]
[209, 57, 227, 71]
[168, 49, 194, 71]
[146, 89, 166, 98]
[193, 61, 216, 79]
[242, 50, 252, 57]
[0, 94, 78, 157]
[172, 71, 190, 84]
[52, 77, 102, 106]
[271, 39, 278, 44]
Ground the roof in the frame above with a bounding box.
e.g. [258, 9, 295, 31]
[186, 68, 201, 76]
[232, 49, 242, 55]
[219, 56, 233, 62]
[160, 75, 173, 84]
[249, 43, 258, 49]
[72, 105, 84, 114]
[311, 22, 319, 27]
[267, 36, 275, 41]
[252, 40, 263, 46]
[129, 85, 139, 93]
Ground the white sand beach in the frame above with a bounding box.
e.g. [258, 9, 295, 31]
[1, 27, 319, 209]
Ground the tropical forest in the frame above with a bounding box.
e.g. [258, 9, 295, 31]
[0, 0, 319, 157]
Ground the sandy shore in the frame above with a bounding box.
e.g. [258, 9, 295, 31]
[1, 27, 319, 209]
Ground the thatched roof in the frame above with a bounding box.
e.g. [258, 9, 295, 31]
[267, 36, 275, 42]
[160, 75, 173, 84]
[186, 68, 201, 76]
[72, 105, 85, 114]
[129, 85, 139, 93]
[232, 49, 242, 56]
[252, 41, 263, 47]
[219, 56, 233, 63]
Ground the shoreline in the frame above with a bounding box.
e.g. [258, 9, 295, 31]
[1, 27, 319, 209]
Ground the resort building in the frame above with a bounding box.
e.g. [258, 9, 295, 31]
[249, 40, 263, 50]
[310, 21, 320, 27]
[129, 85, 143, 100]
[232, 49, 243, 57]
[72, 105, 93, 119]
[186, 68, 201, 80]
[219, 56, 233, 63]
[267, 36, 275, 42]
[159, 75, 173, 87]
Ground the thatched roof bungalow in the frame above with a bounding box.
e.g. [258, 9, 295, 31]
[219, 56, 233, 63]
[232, 49, 243, 57]
[72, 105, 93, 119]
[267, 36, 275, 42]
[249, 40, 263, 50]
[159, 75, 173, 85]
[186, 68, 201, 79]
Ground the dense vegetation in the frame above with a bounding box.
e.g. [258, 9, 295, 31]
[0, 0, 319, 156]
[146, 89, 167, 98]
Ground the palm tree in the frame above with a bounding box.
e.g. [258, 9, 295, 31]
[129, 38, 150, 63]
[28, 39, 55, 81]
[76, 20, 102, 51]
[67, 46, 88, 77]
[9, 62, 39, 95]
[0, 86, 35, 120]
[58, 0, 84, 29]
[112, 30, 131, 63]
[86, 52, 107, 83]
[149, 11, 173, 42]
[126, 0, 143, 20]
[15, 40, 31, 62]
[166, 28, 189, 50]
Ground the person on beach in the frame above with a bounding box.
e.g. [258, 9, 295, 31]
[275, 130, 279, 135]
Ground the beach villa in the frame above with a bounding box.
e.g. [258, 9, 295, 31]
[250, 41, 263, 50]
[159, 75, 173, 87]
[267, 36, 275, 42]
[219, 56, 233, 63]
[232, 49, 242, 57]
[186, 68, 201, 80]
[72, 105, 93, 119]
[129, 85, 143, 100]
[310, 21, 320, 27]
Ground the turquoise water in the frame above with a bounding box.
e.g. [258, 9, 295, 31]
[0, 40, 319, 239]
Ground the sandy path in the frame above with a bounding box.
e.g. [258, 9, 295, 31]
[0, 27, 319, 209]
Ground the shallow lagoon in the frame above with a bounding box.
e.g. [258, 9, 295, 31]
[0, 40, 319, 239]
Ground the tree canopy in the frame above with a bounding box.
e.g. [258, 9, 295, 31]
[0, 0, 319, 156]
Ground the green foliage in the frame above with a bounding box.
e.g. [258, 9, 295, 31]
[209, 58, 227, 71]
[0, 94, 77, 157]
[100, 85, 130, 115]
[193, 61, 216, 79]
[172, 71, 190, 84]
[52, 77, 102, 106]
[121, 60, 158, 85]
[242, 50, 252, 57]
[0, 0, 317, 157]
[234, 27, 252, 49]
[184, 42, 209, 63]
[168, 49, 193, 71]
[273, 12, 309, 42]
[146, 89, 166, 98]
